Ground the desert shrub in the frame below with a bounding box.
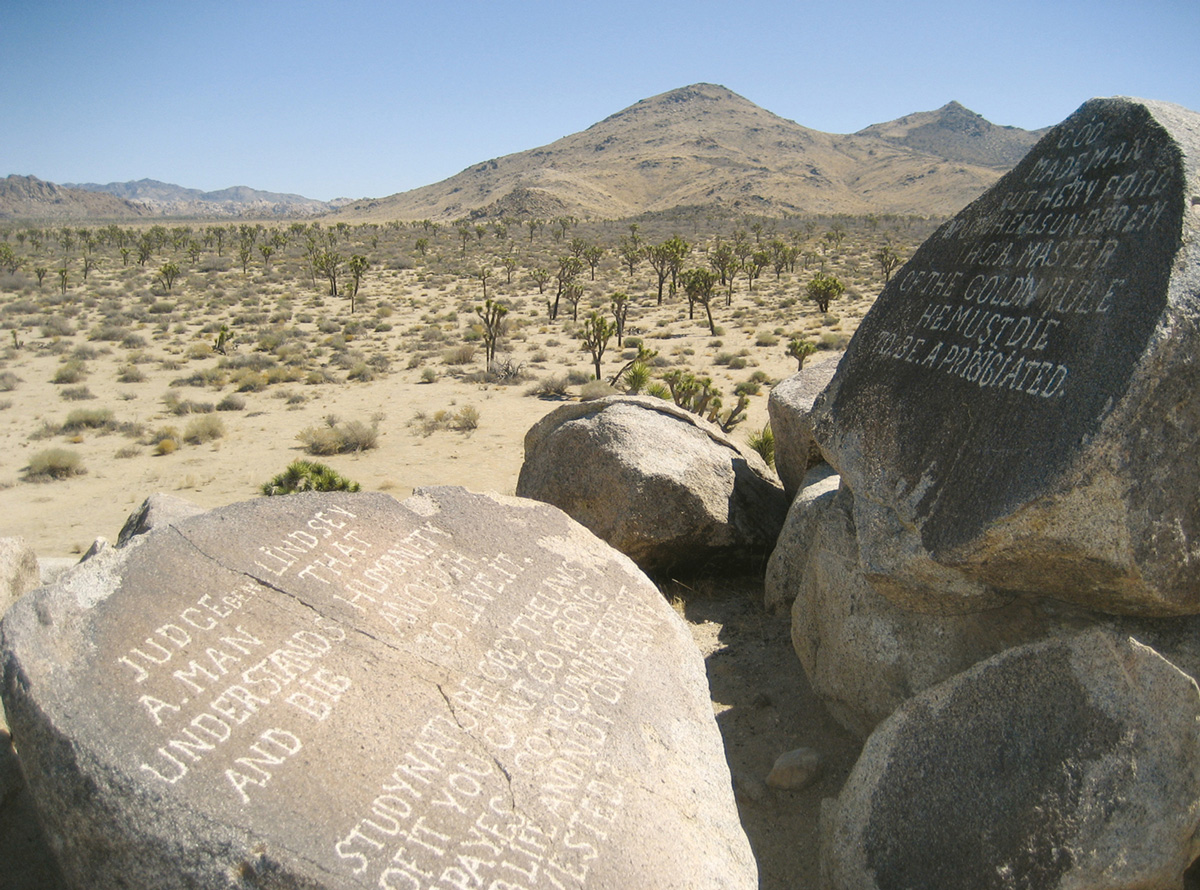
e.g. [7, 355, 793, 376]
[146, 425, 180, 455]
[186, 342, 213, 360]
[297, 417, 379, 455]
[409, 407, 480, 435]
[727, 356, 749, 370]
[818, 331, 849, 350]
[114, 444, 142, 459]
[89, 324, 128, 342]
[443, 344, 476, 365]
[260, 459, 362, 496]
[747, 424, 775, 467]
[53, 360, 87, 384]
[566, 369, 591, 386]
[454, 406, 479, 431]
[183, 415, 225, 444]
[117, 364, 146, 383]
[60, 385, 95, 401]
[756, 332, 780, 347]
[579, 381, 618, 401]
[265, 366, 302, 385]
[620, 362, 652, 394]
[420, 367, 437, 384]
[24, 448, 84, 481]
[346, 362, 375, 382]
[0, 371, 20, 392]
[233, 369, 268, 392]
[734, 381, 761, 397]
[645, 382, 672, 400]
[526, 375, 570, 398]
[41, 317, 75, 337]
[750, 370, 772, 384]
[217, 394, 246, 411]
[164, 393, 215, 415]
[62, 407, 115, 431]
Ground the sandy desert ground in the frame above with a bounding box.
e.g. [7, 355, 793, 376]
[0, 215, 919, 888]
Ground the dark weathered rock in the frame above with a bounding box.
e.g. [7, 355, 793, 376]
[516, 396, 788, 574]
[1, 488, 755, 890]
[116, 493, 206, 547]
[0, 727, 67, 890]
[810, 97, 1200, 616]
[763, 464, 839, 615]
[767, 356, 840, 498]
[0, 537, 40, 617]
[821, 630, 1200, 890]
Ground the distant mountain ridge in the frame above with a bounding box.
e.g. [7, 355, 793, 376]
[62, 179, 341, 218]
[333, 84, 1047, 222]
[3, 85, 1049, 223]
[854, 100, 1048, 169]
[0, 175, 151, 221]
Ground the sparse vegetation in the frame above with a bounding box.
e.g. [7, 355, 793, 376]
[261, 460, 361, 495]
[297, 417, 380, 454]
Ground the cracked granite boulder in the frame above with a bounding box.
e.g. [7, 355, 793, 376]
[516, 396, 788, 574]
[1, 488, 756, 890]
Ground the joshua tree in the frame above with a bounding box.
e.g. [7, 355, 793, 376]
[581, 311, 615, 380]
[476, 298, 509, 365]
[157, 261, 181, 292]
[610, 291, 630, 344]
[680, 267, 719, 335]
[530, 266, 551, 295]
[806, 272, 845, 313]
[787, 338, 817, 371]
[875, 245, 902, 283]
[347, 254, 370, 312]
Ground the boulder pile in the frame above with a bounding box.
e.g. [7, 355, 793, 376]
[768, 96, 1200, 887]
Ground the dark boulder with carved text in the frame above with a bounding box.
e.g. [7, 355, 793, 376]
[810, 97, 1200, 616]
[0, 487, 756, 890]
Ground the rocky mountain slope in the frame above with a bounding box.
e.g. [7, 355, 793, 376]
[0, 175, 151, 221]
[334, 84, 1043, 222]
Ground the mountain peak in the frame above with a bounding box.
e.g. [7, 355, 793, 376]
[856, 101, 1040, 169]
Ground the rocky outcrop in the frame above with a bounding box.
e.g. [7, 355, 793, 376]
[809, 97, 1200, 617]
[116, 493, 206, 546]
[1, 488, 756, 890]
[821, 631, 1200, 890]
[764, 464, 839, 615]
[767, 357, 841, 498]
[517, 396, 788, 574]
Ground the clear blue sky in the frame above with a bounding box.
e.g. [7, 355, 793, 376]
[3, 0, 1197, 202]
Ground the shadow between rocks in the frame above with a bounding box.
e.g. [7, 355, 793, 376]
[0, 727, 66, 890]
[664, 573, 862, 890]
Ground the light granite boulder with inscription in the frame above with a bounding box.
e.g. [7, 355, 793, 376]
[0, 487, 756, 890]
[810, 97, 1200, 616]
[821, 630, 1200, 890]
[516, 396, 788, 574]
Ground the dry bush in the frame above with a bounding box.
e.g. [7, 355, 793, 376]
[525, 374, 570, 398]
[0, 371, 20, 392]
[217, 394, 246, 411]
[297, 417, 380, 455]
[442, 344, 476, 365]
[117, 365, 146, 383]
[183, 415, 225, 444]
[62, 407, 116, 432]
[52, 360, 87, 384]
[24, 448, 84, 481]
[60, 385, 95, 401]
